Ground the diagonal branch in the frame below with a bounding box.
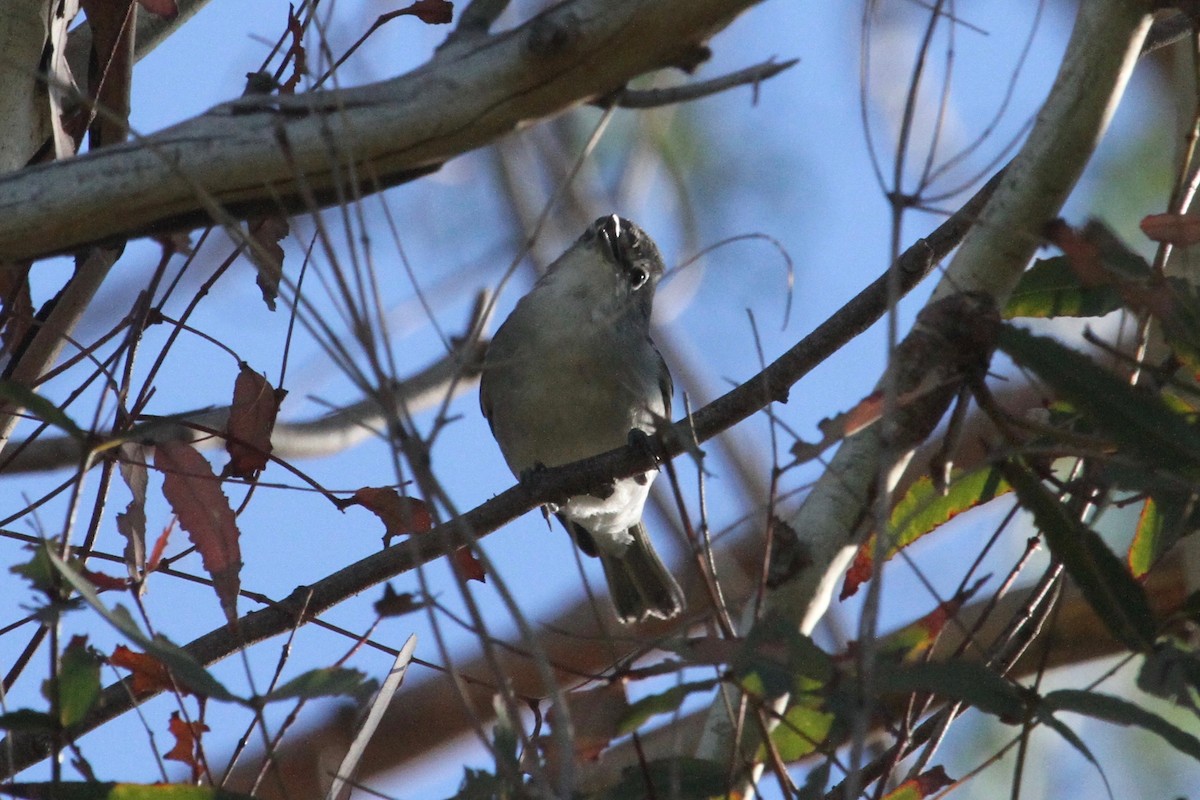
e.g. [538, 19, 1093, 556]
[0, 160, 998, 778]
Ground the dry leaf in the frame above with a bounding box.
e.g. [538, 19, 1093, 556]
[164, 710, 209, 780]
[110, 644, 175, 695]
[156, 441, 242, 623]
[346, 487, 433, 545]
[225, 363, 283, 478]
[116, 442, 148, 582]
[248, 216, 289, 311]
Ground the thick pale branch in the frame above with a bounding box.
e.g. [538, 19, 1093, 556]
[0, 0, 762, 262]
[694, 0, 1154, 778]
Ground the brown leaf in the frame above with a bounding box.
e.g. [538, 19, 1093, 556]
[400, 0, 453, 24]
[80, 567, 128, 591]
[116, 442, 149, 582]
[1142, 211, 1200, 246]
[164, 710, 209, 779]
[225, 363, 283, 478]
[0, 265, 33, 358]
[156, 441, 242, 623]
[374, 584, 426, 617]
[453, 547, 486, 583]
[346, 487, 433, 545]
[79, 0, 135, 148]
[110, 644, 175, 695]
[136, 0, 177, 19]
[248, 216, 289, 311]
[279, 6, 307, 95]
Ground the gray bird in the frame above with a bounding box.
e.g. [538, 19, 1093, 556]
[479, 215, 685, 624]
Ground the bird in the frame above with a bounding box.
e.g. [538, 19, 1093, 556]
[479, 215, 685, 624]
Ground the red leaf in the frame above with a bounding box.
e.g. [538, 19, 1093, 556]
[80, 568, 128, 591]
[225, 363, 283, 478]
[156, 441, 242, 623]
[881, 765, 954, 799]
[453, 547, 486, 583]
[400, 0, 453, 24]
[346, 488, 433, 545]
[164, 710, 209, 779]
[110, 645, 175, 695]
[146, 519, 174, 574]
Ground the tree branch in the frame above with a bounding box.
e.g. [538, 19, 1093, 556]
[0, 154, 998, 778]
[0, 0, 765, 263]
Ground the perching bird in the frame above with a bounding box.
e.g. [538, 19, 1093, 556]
[479, 215, 684, 624]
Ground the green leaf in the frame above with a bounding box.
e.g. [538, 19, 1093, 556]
[997, 325, 1200, 473]
[1128, 497, 1179, 579]
[874, 661, 1025, 722]
[1005, 257, 1122, 319]
[892, 467, 1010, 555]
[764, 694, 836, 761]
[1044, 688, 1200, 759]
[734, 613, 833, 699]
[1001, 460, 1156, 652]
[617, 679, 718, 735]
[52, 637, 101, 727]
[43, 548, 239, 703]
[0, 382, 85, 441]
[259, 668, 377, 704]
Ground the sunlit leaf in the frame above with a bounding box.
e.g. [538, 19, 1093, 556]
[617, 680, 718, 735]
[1005, 257, 1122, 319]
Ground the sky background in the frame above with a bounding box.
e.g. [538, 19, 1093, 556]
[2, 0, 1198, 797]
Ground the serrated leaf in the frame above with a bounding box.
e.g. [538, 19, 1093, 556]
[1002, 460, 1156, 652]
[1044, 688, 1200, 759]
[617, 679, 718, 735]
[997, 325, 1200, 473]
[1005, 257, 1122, 319]
[843, 468, 1010, 598]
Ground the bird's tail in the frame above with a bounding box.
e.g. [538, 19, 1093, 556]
[598, 522, 684, 624]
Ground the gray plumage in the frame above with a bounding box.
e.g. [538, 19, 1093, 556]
[479, 215, 684, 624]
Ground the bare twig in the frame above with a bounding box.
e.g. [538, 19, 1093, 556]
[607, 58, 798, 109]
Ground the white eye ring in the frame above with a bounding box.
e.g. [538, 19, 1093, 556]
[629, 267, 648, 289]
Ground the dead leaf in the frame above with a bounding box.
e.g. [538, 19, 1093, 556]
[110, 644, 175, 695]
[374, 584, 426, 617]
[146, 519, 174, 574]
[80, 568, 128, 591]
[164, 710, 209, 780]
[401, 0, 454, 24]
[79, 0, 135, 148]
[0, 265, 33, 358]
[279, 6, 306, 95]
[156, 441, 242, 623]
[344, 487, 433, 545]
[116, 442, 148, 582]
[453, 547, 486, 583]
[247, 216, 289, 311]
[225, 363, 284, 478]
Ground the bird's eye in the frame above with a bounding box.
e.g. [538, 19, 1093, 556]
[629, 267, 648, 289]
